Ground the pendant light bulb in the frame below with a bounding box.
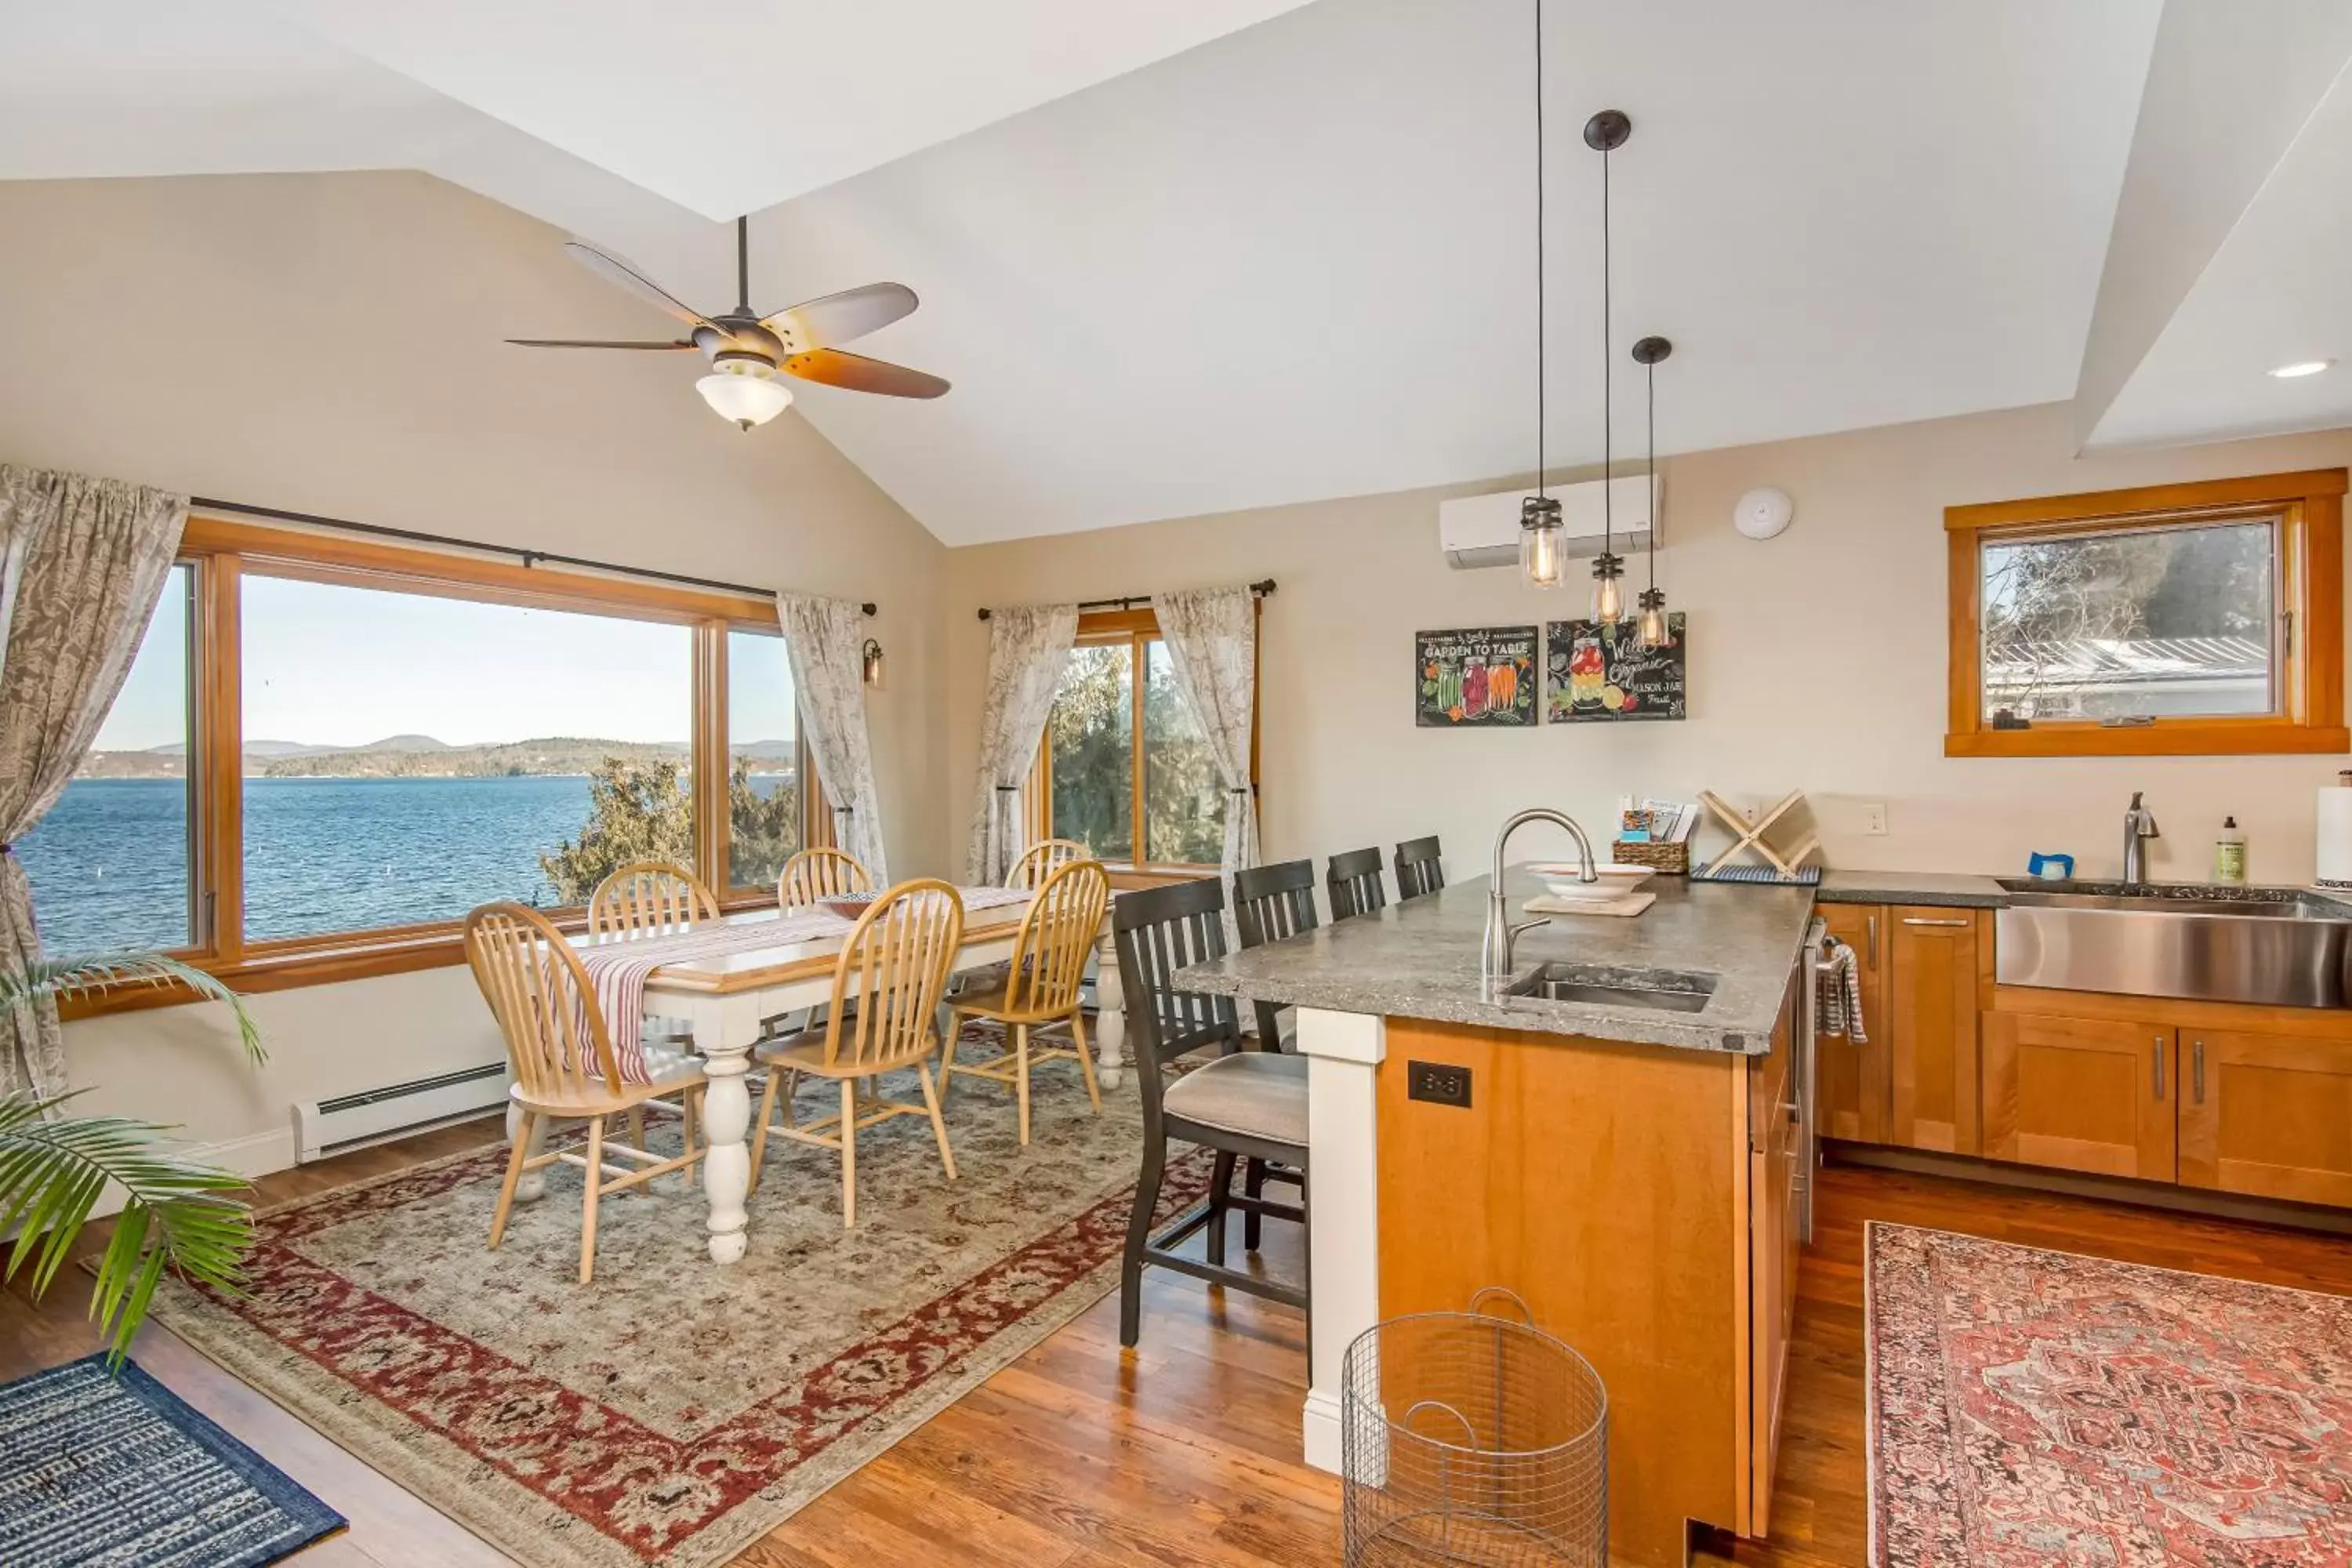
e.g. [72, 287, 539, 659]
[1592, 553, 1625, 622]
[1521, 495, 1565, 589]
[1636, 586, 1668, 648]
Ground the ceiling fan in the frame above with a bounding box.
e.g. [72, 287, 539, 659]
[509, 216, 949, 430]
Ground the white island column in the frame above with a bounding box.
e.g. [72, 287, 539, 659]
[1295, 1005, 1385, 1473]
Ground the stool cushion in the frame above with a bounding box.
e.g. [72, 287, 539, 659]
[1163, 1051, 1308, 1149]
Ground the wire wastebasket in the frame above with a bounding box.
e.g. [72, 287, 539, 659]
[1341, 1290, 1608, 1566]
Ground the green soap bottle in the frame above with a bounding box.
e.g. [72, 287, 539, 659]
[2214, 817, 2247, 885]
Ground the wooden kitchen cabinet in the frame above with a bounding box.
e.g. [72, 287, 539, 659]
[1816, 904, 1888, 1142]
[1886, 907, 1984, 1154]
[1984, 1010, 2176, 1181]
[2180, 1027, 2352, 1207]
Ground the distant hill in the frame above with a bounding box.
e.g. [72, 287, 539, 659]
[77, 733, 799, 782]
[358, 734, 453, 753]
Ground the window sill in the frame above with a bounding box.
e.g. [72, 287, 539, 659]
[1946, 721, 2351, 758]
[1102, 862, 1221, 891]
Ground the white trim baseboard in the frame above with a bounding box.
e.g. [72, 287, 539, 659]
[1302, 1388, 1346, 1475]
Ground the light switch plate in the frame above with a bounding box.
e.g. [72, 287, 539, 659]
[1861, 801, 1889, 837]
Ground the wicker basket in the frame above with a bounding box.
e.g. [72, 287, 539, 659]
[1610, 839, 1689, 876]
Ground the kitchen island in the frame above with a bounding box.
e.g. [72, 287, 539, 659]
[1175, 867, 1817, 1567]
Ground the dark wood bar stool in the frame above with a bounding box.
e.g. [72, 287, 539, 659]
[1112, 877, 1308, 1348]
[1394, 835, 1446, 899]
[1326, 847, 1388, 920]
[1233, 858, 1319, 1048]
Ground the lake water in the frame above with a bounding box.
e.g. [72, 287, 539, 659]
[17, 775, 608, 953]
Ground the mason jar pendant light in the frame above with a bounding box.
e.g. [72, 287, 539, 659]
[1632, 334, 1671, 648]
[1586, 107, 1631, 622]
[1518, 0, 1565, 588]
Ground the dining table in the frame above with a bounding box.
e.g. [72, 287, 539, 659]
[506, 887, 1131, 1264]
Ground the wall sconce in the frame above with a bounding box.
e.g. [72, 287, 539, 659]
[862, 637, 885, 688]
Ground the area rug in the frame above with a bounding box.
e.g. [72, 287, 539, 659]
[0, 1352, 346, 1567]
[1867, 1222, 2352, 1566]
[139, 1029, 1206, 1568]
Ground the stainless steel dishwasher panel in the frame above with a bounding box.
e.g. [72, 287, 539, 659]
[1994, 902, 2352, 1008]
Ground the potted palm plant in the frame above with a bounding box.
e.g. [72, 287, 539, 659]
[2, 953, 262, 1363]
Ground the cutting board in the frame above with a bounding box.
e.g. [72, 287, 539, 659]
[1523, 891, 1656, 919]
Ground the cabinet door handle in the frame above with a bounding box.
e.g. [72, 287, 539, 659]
[1901, 916, 1971, 928]
[1864, 913, 1878, 966]
[2192, 1039, 2205, 1105]
[2152, 1036, 2165, 1101]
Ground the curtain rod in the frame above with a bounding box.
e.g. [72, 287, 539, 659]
[976, 579, 1275, 622]
[187, 495, 877, 615]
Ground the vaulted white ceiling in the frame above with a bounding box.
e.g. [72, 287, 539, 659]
[6, 0, 2343, 545]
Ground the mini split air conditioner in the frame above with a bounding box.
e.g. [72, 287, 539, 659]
[1437, 474, 1661, 569]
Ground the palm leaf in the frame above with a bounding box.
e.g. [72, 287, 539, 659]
[0, 949, 263, 1064]
[0, 1091, 253, 1365]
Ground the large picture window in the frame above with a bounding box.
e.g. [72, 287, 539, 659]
[49, 515, 822, 1007]
[1947, 470, 2347, 757]
[1035, 608, 1249, 872]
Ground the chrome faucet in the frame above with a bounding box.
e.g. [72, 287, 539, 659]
[1483, 808, 1599, 979]
[2122, 790, 2160, 887]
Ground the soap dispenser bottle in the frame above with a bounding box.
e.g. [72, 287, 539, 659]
[2214, 817, 2247, 885]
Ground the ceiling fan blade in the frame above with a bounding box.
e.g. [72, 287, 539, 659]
[506, 338, 698, 350]
[561, 241, 712, 328]
[781, 348, 949, 399]
[759, 282, 919, 351]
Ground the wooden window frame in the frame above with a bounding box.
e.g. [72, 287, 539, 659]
[66, 514, 823, 1019]
[1027, 604, 1261, 887]
[1945, 469, 2348, 758]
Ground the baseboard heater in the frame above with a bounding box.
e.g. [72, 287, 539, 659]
[292, 1062, 510, 1163]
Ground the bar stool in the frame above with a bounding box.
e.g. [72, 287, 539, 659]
[1394, 836, 1445, 899]
[1327, 847, 1388, 920]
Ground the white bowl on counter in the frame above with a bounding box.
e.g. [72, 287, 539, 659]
[1530, 862, 1656, 900]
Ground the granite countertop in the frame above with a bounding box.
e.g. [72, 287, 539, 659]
[1816, 869, 2009, 909]
[1171, 868, 1813, 1055]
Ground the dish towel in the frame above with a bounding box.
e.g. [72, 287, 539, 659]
[1817, 937, 1867, 1042]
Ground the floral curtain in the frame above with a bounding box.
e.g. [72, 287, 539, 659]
[964, 603, 1078, 884]
[0, 466, 189, 1098]
[1152, 586, 1260, 926]
[775, 592, 888, 883]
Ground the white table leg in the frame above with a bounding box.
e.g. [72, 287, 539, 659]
[506, 1098, 548, 1203]
[699, 1035, 755, 1265]
[1092, 933, 1126, 1090]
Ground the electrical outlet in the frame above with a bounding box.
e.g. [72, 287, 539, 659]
[1861, 801, 1889, 837]
[1406, 1059, 1472, 1109]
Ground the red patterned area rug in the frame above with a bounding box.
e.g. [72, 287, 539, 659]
[140, 1037, 1207, 1568]
[1867, 1222, 2352, 1566]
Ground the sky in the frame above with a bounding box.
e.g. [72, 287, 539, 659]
[96, 569, 798, 751]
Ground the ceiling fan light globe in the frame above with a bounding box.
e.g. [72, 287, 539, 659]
[695, 365, 793, 430]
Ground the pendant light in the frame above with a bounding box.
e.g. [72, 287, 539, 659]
[1586, 108, 1631, 622]
[1632, 334, 1671, 648]
[1518, 0, 1565, 587]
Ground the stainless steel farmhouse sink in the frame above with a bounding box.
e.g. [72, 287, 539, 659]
[1993, 880, 2352, 1008]
[1506, 962, 1720, 1013]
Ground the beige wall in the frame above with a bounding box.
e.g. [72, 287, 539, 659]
[943, 401, 2352, 893]
[0, 172, 951, 1165]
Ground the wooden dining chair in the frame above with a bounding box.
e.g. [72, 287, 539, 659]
[1112, 877, 1307, 1348]
[1232, 859, 1317, 1050]
[747, 880, 964, 1226]
[1326, 847, 1388, 921]
[1006, 837, 1091, 889]
[942, 858, 1110, 1144]
[778, 846, 873, 907]
[583, 860, 718, 1163]
[466, 902, 707, 1285]
[587, 860, 723, 935]
[1393, 836, 1446, 900]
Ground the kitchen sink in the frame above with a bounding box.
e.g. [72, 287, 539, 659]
[1506, 962, 1719, 1013]
[1994, 880, 2352, 1007]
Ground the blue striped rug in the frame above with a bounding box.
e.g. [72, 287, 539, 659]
[0, 1355, 345, 1567]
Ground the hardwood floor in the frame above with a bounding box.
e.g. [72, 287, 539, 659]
[7, 1129, 2350, 1566]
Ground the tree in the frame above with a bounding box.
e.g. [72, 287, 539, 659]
[539, 757, 694, 904]
[537, 754, 801, 903]
[1045, 644, 1227, 866]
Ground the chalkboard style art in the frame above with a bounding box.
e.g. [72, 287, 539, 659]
[1545, 615, 1687, 722]
[1416, 626, 1538, 728]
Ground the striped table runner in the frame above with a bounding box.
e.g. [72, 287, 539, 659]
[575, 886, 1036, 1083]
